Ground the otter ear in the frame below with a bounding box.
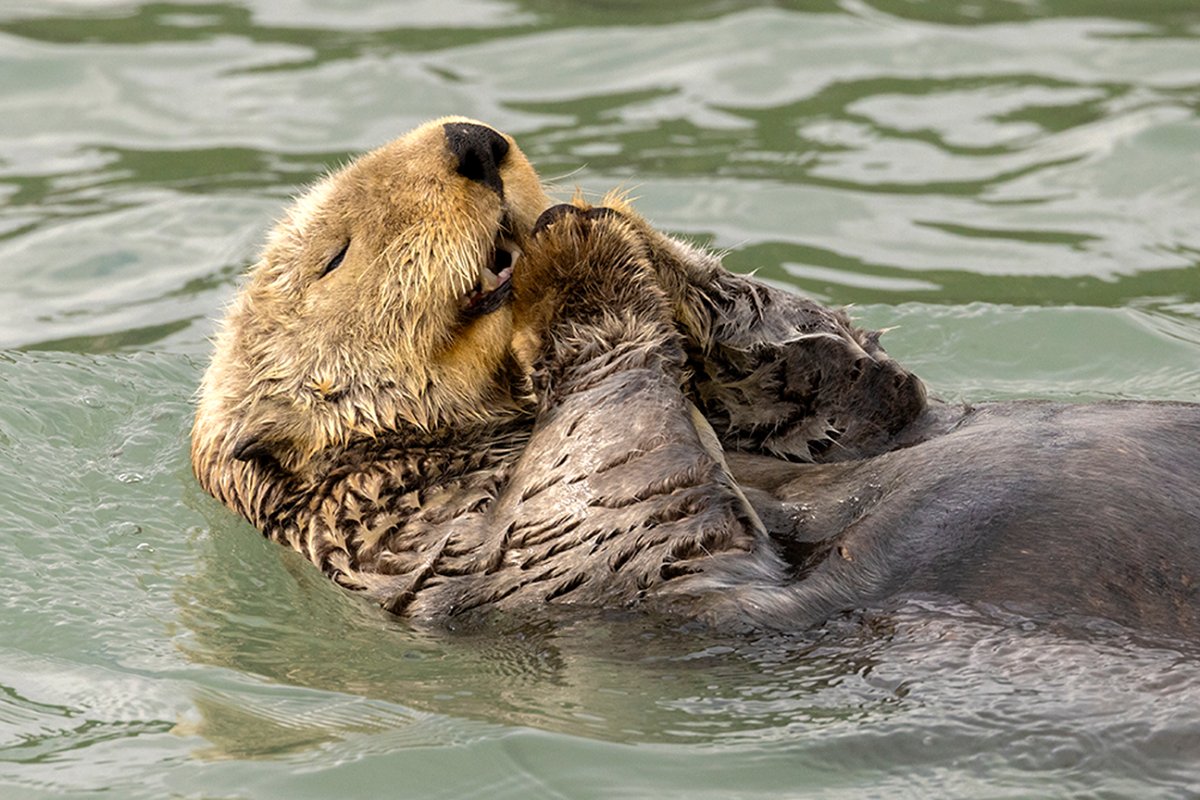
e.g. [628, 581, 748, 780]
[228, 408, 320, 470]
[229, 415, 290, 465]
[231, 430, 276, 463]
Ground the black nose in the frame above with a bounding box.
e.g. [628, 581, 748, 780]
[444, 122, 509, 197]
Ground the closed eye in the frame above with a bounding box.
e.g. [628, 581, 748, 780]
[320, 242, 350, 278]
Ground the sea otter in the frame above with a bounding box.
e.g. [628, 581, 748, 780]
[192, 117, 1200, 638]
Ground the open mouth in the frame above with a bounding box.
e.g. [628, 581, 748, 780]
[461, 229, 520, 317]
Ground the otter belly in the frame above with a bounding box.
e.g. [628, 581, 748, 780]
[716, 400, 1200, 637]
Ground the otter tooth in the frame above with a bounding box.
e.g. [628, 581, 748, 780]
[480, 266, 500, 292]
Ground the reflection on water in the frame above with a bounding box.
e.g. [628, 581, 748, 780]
[176, 512, 902, 749]
[1, 0, 1200, 797]
[178, 520, 1200, 791]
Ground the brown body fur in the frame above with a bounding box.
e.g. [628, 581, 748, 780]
[193, 118, 1200, 637]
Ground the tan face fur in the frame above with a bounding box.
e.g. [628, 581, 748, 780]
[192, 117, 552, 483]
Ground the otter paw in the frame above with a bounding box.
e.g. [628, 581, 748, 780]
[512, 201, 678, 378]
[531, 203, 623, 237]
[514, 201, 657, 303]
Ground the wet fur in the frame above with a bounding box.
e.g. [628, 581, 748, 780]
[193, 119, 1200, 638]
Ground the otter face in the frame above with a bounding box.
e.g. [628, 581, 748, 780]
[194, 117, 551, 477]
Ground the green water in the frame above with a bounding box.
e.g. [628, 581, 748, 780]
[2, 1, 1199, 797]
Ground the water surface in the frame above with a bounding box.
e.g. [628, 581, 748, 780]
[2, 1, 1199, 797]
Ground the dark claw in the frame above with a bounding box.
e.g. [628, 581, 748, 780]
[532, 204, 583, 237]
[583, 206, 621, 222]
[532, 204, 623, 238]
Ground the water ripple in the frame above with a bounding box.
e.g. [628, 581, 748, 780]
[1, 2, 1199, 797]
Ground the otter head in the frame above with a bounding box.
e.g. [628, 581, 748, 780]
[192, 117, 551, 502]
